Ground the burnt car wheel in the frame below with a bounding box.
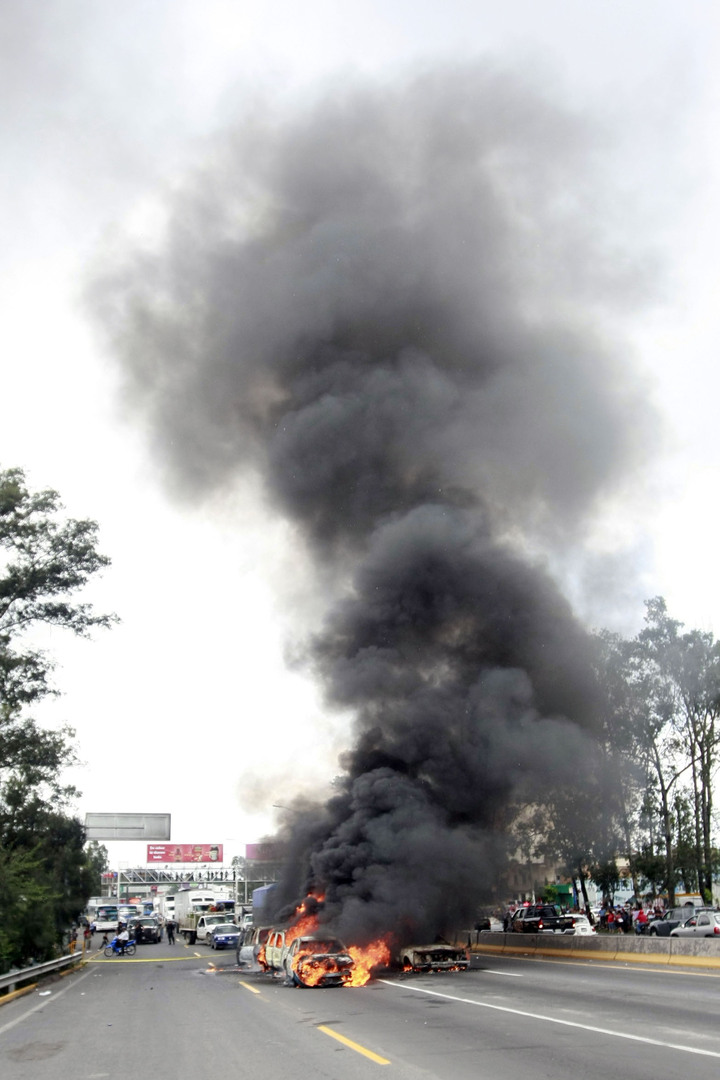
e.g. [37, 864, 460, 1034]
[284, 962, 300, 987]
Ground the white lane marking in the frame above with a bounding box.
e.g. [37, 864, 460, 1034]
[379, 980, 720, 1059]
[0, 969, 94, 1035]
[484, 970, 523, 977]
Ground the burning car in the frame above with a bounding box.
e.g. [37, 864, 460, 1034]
[282, 936, 355, 988]
[399, 942, 469, 973]
[237, 925, 272, 971]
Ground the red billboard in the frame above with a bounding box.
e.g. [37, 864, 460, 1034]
[146, 844, 223, 863]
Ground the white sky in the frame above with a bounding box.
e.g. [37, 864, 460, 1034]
[1, 0, 719, 869]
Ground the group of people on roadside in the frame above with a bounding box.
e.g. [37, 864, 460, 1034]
[500, 899, 669, 935]
[596, 902, 664, 933]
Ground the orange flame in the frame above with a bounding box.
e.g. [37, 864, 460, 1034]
[346, 938, 392, 986]
[279, 897, 390, 988]
[285, 911, 320, 947]
[291, 950, 348, 986]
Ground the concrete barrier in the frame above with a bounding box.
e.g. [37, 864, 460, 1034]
[471, 931, 720, 969]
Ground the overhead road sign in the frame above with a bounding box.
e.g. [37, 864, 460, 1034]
[85, 813, 171, 840]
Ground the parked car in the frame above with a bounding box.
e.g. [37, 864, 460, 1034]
[129, 917, 161, 944]
[509, 905, 574, 934]
[647, 906, 704, 936]
[475, 916, 503, 933]
[282, 935, 355, 987]
[563, 915, 596, 936]
[210, 924, 241, 949]
[475, 910, 503, 933]
[670, 911, 720, 938]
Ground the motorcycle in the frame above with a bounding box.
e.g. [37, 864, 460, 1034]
[104, 936, 137, 957]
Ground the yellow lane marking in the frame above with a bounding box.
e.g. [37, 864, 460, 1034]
[239, 981, 262, 994]
[318, 1024, 390, 1065]
[87, 956, 201, 963]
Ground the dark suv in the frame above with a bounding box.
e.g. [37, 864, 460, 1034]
[129, 917, 161, 944]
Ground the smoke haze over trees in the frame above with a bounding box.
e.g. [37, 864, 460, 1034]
[90, 66, 663, 940]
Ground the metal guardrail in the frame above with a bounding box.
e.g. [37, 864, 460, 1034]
[0, 952, 83, 995]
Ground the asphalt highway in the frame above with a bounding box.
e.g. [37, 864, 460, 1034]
[1, 941, 719, 1079]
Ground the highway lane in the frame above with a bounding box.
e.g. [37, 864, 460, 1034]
[2, 943, 720, 1079]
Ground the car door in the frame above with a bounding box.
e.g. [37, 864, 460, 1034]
[694, 913, 712, 937]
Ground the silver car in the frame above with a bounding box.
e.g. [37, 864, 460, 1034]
[670, 911, 720, 938]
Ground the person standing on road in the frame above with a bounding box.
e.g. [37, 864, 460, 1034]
[166, 918, 176, 944]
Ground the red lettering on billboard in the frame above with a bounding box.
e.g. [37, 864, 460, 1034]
[146, 844, 223, 863]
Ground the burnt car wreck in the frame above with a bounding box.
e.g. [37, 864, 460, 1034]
[399, 942, 470, 973]
[282, 936, 355, 987]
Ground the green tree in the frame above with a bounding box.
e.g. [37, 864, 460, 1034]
[634, 598, 720, 901]
[84, 840, 110, 896]
[0, 466, 116, 970]
[595, 615, 684, 904]
[629, 844, 666, 899]
[0, 466, 116, 706]
[0, 846, 58, 972]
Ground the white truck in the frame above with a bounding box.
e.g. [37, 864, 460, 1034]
[157, 893, 176, 922]
[174, 890, 235, 944]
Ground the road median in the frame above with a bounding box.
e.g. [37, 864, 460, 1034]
[470, 931, 720, 968]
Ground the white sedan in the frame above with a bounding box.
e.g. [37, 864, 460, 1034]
[563, 915, 596, 936]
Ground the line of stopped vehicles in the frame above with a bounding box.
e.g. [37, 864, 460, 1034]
[506, 902, 720, 938]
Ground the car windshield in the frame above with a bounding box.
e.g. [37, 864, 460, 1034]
[299, 940, 345, 954]
[215, 925, 239, 934]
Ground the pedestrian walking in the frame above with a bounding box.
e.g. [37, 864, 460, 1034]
[166, 918, 176, 944]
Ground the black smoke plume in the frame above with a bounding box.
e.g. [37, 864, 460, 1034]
[90, 65, 657, 943]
